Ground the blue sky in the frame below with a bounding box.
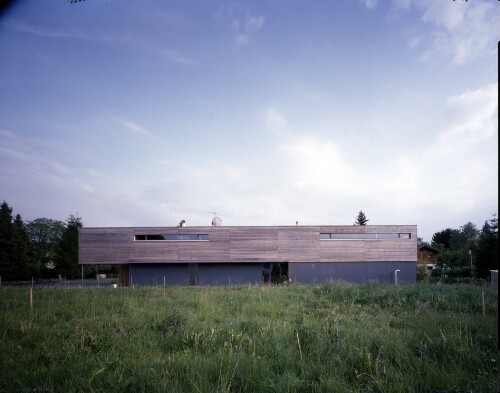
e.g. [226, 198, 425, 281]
[0, 0, 498, 241]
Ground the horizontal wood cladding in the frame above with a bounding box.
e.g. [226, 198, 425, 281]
[230, 227, 278, 262]
[79, 225, 417, 264]
[278, 227, 319, 262]
[79, 228, 134, 264]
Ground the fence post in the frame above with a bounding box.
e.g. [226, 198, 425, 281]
[482, 291, 485, 317]
[29, 287, 33, 312]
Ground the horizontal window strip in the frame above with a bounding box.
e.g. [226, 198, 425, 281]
[135, 234, 209, 241]
[320, 233, 411, 240]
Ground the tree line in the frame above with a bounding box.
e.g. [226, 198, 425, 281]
[0, 200, 114, 282]
[423, 214, 498, 280]
[1, 200, 497, 282]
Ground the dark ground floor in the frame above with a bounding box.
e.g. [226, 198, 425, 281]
[117, 261, 416, 286]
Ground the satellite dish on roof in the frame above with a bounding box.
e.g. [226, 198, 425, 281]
[212, 217, 222, 226]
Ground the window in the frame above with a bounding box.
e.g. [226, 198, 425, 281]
[376, 233, 399, 239]
[179, 234, 199, 241]
[134, 234, 209, 241]
[320, 233, 411, 240]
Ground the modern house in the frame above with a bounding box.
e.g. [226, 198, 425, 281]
[78, 224, 417, 286]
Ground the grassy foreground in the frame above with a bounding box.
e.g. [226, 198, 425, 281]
[0, 283, 498, 393]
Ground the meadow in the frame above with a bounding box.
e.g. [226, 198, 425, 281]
[0, 283, 498, 393]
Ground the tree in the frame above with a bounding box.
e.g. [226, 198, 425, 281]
[431, 228, 456, 249]
[354, 211, 369, 226]
[26, 218, 66, 277]
[0, 201, 34, 280]
[475, 214, 498, 279]
[11, 214, 32, 280]
[0, 201, 14, 280]
[56, 214, 83, 278]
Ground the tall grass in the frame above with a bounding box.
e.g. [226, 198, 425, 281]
[0, 283, 498, 392]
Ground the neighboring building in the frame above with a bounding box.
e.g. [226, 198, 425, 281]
[417, 244, 441, 273]
[417, 244, 440, 265]
[78, 225, 417, 286]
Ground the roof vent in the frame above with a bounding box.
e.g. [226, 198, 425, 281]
[212, 217, 222, 226]
[178, 220, 186, 227]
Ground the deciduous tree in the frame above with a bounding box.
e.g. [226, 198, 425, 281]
[26, 218, 66, 277]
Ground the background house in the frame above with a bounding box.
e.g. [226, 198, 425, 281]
[417, 244, 441, 272]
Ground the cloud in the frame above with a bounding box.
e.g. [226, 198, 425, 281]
[1, 19, 77, 39]
[232, 13, 265, 45]
[116, 119, 160, 140]
[362, 0, 378, 10]
[436, 83, 498, 146]
[2, 19, 195, 65]
[245, 15, 265, 32]
[265, 107, 288, 135]
[396, 0, 499, 64]
[0, 129, 16, 138]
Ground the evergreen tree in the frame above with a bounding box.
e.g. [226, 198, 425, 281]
[354, 211, 369, 226]
[11, 214, 32, 280]
[475, 214, 498, 279]
[0, 201, 14, 280]
[56, 214, 83, 278]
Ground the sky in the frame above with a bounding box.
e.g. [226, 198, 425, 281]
[0, 0, 498, 242]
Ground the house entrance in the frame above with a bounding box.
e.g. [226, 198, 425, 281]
[262, 262, 288, 284]
[188, 263, 199, 285]
[119, 265, 129, 286]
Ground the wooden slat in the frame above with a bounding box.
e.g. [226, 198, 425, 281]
[79, 225, 417, 264]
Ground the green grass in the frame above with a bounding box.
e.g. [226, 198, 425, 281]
[0, 283, 498, 392]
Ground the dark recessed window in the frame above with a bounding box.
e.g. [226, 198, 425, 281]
[134, 234, 209, 241]
[399, 233, 411, 239]
[320, 233, 331, 239]
[146, 234, 164, 240]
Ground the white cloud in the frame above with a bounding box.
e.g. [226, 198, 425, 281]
[435, 83, 498, 147]
[116, 119, 160, 140]
[398, 0, 499, 64]
[245, 15, 265, 32]
[265, 107, 288, 135]
[3, 19, 195, 65]
[232, 13, 265, 45]
[278, 136, 358, 194]
[362, 0, 378, 10]
[235, 34, 250, 45]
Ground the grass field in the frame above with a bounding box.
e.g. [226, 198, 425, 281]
[0, 283, 498, 393]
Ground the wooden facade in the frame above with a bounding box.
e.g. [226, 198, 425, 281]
[417, 244, 440, 264]
[79, 225, 417, 265]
